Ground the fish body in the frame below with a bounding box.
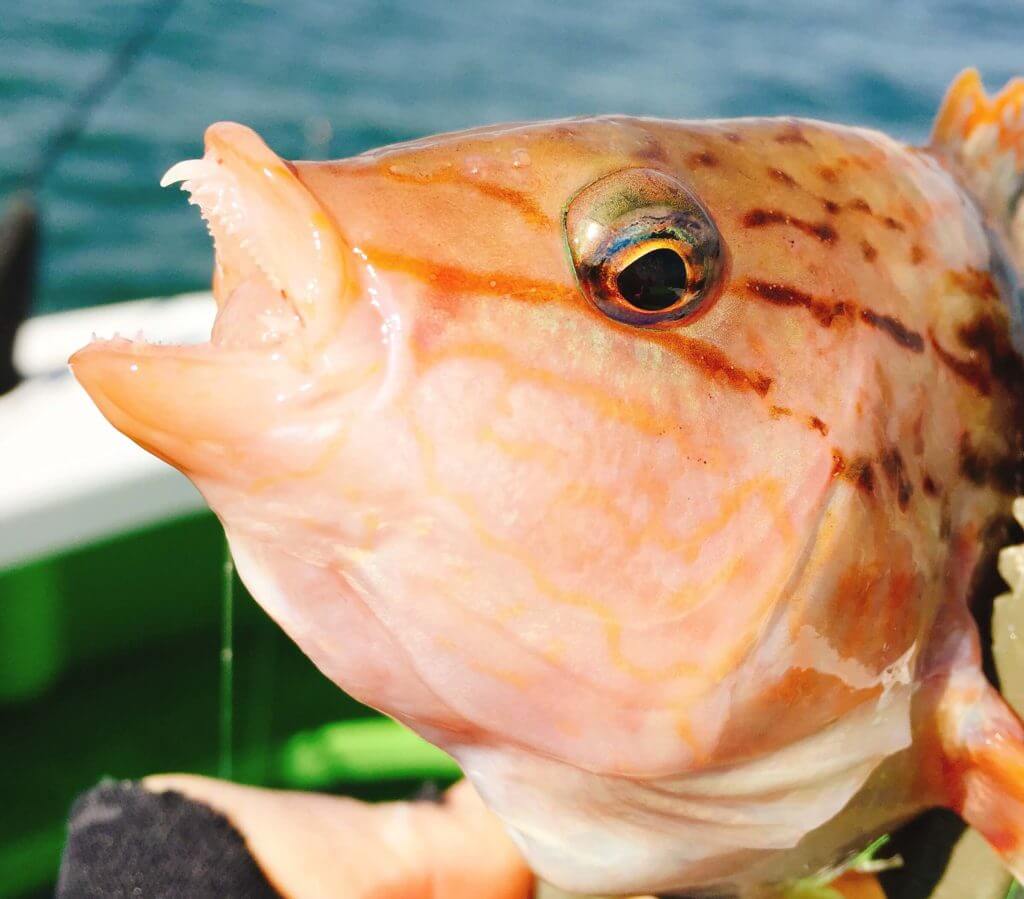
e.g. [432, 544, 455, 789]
[72, 71, 1024, 895]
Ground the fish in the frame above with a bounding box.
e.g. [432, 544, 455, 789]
[70, 68, 1024, 896]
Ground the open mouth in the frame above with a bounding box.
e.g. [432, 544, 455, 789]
[66, 123, 355, 474]
[156, 122, 349, 353]
[160, 155, 304, 350]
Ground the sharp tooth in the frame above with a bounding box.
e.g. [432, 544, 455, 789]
[160, 158, 217, 188]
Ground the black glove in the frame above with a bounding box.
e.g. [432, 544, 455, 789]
[57, 780, 281, 899]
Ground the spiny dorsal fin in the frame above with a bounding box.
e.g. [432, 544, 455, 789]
[931, 69, 1024, 266]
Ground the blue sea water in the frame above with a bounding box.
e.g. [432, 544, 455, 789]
[1, 0, 1023, 314]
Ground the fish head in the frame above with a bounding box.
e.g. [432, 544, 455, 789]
[72, 118, 889, 778]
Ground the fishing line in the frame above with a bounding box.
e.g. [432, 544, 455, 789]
[219, 542, 235, 781]
[24, 0, 186, 188]
[3, 0, 185, 382]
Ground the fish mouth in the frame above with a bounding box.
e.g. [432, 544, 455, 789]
[68, 123, 356, 476]
[160, 121, 350, 351]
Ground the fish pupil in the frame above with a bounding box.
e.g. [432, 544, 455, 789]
[615, 248, 688, 311]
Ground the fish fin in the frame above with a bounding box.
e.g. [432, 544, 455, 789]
[931, 69, 1024, 264]
[935, 672, 1024, 880]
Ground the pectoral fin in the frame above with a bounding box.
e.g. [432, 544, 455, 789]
[935, 671, 1024, 881]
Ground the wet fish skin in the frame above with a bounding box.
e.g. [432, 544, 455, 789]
[71, 70, 1024, 895]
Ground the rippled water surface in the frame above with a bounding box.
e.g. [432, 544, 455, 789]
[1, 0, 1022, 312]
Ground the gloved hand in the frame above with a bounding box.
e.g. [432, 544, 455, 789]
[56, 774, 883, 898]
[57, 776, 533, 899]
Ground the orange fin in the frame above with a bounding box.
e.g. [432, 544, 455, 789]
[936, 673, 1024, 880]
[931, 69, 1024, 265]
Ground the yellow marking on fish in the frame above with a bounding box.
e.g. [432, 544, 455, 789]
[418, 393, 803, 683]
[673, 711, 704, 759]
[412, 417, 705, 684]
[495, 602, 528, 623]
[543, 637, 567, 663]
[421, 340, 697, 442]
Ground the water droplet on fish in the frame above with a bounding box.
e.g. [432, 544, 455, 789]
[511, 148, 531, 168]
[489, 280, 497, 288]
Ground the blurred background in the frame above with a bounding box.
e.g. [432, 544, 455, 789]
[1, 1, 1022, 895]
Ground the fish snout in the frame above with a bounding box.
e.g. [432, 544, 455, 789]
[70, 123, 390, 479]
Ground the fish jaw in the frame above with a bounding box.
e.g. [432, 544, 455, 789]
[161, 122, 350, 343]
[70, 339, 307, 479]
[70, 123, 389, 483]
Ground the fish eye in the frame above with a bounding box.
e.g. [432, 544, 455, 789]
[564, 168, 725, 327]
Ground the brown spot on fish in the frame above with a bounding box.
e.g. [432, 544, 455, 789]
[910, 244, 926, 265]
[744, 279, 849, 327]
[768, 405, 827, 436]
[881, 448, 913, 510]
[768, 167, 797, 187]
[848, 197, 873, 214]
[808, 416, 829, 436]
[841, 457, 876, 494]
[861, 240, 878, 262]
[637, 135, 669, 164]
[859, 309, 924, 352]
[959, 433, 1023, 494]
[957, 314, 1024, 391]
[949, 267, 999, 302]
[657, 336, 773, 397]
[923, 474, 940, 498]
[821, 198, 841, 215]
[818, 165, 840, 184]
[775, 124, 812, 146]
[689, 150, 719, 167]
[930, 330, 992, 395]
[881, 215, 905, 232]
[746, 279, 926, 353]
[742, 209, 837, 244]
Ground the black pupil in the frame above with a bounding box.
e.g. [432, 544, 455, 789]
[615, 248, 689, 311]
